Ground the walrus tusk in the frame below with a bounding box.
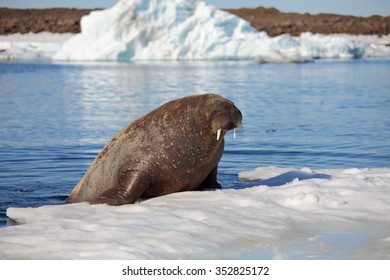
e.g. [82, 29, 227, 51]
[233, 128, 236, 139]
[217, 128, 222, 140]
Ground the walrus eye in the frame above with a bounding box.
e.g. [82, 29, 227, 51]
[226, 105, 235, 112]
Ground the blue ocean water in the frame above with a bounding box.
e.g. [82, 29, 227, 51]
[1, 59, 389, 227]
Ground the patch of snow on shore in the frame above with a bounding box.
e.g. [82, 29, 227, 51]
[0, 32, 74, 60]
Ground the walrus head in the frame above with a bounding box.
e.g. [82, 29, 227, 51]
[206, 95, 243, 140]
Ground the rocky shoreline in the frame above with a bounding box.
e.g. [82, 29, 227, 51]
[0, 8, 95, 35]
[227, 7, 390, 37]
[0, 6, 389, 37]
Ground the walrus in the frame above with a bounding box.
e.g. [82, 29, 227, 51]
[66, 93, 242, 205]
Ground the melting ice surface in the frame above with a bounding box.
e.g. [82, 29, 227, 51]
[1, 0, 390, 61]
[1, 167, 389, 259]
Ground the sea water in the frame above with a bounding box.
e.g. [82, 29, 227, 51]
[0, 59, 389, 227]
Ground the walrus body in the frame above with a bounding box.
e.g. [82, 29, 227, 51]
[67, 94, 242, 205]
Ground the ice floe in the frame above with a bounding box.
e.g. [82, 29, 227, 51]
[1, 167, 389, 259]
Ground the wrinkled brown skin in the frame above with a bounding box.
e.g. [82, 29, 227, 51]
[66, 94, 242, 205]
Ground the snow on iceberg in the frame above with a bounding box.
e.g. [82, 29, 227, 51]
[1, 167, 389, 259]
[53, 0, 268, 61]
[52, 0, 390, 62]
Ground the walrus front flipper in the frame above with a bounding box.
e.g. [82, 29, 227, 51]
[198, 166, 222, 190]
[89, 170, 150, 206]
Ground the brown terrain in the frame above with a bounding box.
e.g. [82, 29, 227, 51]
[0, 8, 97, 34]
[0, 6, 389, 36]
[227, 7, 390, 37]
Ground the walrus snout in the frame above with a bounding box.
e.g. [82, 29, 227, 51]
[212, 103, 242, 140]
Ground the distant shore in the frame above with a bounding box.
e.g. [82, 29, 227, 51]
[1, 6, 389, 37]
[227, 7, 390, 37]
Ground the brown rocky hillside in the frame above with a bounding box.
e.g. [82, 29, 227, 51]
[0, 6, 389, 37]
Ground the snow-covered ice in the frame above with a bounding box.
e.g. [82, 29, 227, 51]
[1, 167, 389, 259]
[1, 0, 390, 62]
[0, 32, 73, 60]
[52, 0, 390, 62]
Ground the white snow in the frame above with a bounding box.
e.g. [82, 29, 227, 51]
[1, 0, 390, 62]
[1, 167, 389, 259]
[0, 32, 73, 60]
[52, 0, 390, 62]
